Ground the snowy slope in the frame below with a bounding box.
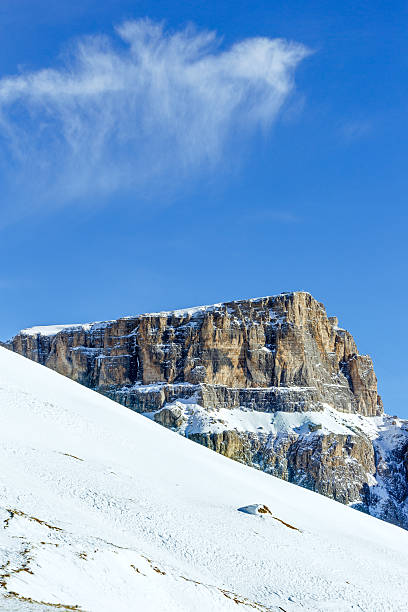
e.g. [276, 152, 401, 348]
[143, 398, 385, 437]
[1, 347, 408, 611]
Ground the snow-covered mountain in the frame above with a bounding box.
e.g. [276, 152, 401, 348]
[7, 292, 408, 529]
[1, 346, 408, 611]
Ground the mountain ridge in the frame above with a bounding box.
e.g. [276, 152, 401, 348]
[6, 291, 408, 529]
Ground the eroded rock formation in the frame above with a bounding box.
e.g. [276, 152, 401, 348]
[9, 292, 382, 416]
[8, 291, 408, 529]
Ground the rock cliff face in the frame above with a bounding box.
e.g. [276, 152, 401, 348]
[7, 291, 408, 528]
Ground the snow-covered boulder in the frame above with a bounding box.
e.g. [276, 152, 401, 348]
[238, 504, 272, 515]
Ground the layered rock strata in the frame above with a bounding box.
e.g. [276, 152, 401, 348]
[8, 291, 408, 528]
[9, 292, 382, 416]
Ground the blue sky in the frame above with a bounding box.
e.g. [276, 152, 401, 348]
[0, 1, 407, 416]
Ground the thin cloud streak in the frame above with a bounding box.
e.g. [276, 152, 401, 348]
[0, 19, 309, 214]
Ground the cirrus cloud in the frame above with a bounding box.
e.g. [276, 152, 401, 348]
[0, 19, 309, 215]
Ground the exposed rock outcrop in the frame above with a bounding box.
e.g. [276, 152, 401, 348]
[8, 291, 408, 529]
[189, 429, 375, 506]
[8, 292, 382, 416]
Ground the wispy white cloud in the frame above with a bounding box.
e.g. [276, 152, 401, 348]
[0, 19, 309, 214]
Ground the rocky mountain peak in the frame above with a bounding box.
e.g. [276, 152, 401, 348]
[8, 291, 408, 531]
[7, 291, 382, 417]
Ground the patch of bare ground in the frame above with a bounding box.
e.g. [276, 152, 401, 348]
[61, 453, 84, 462]
[5, 509, 62, 531]
[129, 553, 273, 609]
[221, 588, 273, 610]
[0, 560, 11, 590]
[0, 544, 82, 610]
[179, 575, 274, 610]
[0, 546, 33, 587]
[271, 516, 300, 531]
[141, 555, 166, 575]
[4, 592, 83, 610]
[258, 505, 301, 531]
